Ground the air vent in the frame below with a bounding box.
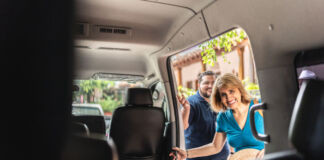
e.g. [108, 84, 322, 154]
[75, 23, 89, 37]
[94, 25, 132, 38]
[113, 28, 127, 34]
[97, 47, 130, 51]
[98, 26, 128, 35]
[99, 28, 113, 33]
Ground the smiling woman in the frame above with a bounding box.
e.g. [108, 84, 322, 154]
[212, 74, 264, 157]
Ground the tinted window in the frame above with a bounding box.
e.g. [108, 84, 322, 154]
[73, 79, 144, 115]
[72, 106, 101, 115]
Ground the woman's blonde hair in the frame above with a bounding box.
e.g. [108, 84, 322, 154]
[210, 73, 250, 112]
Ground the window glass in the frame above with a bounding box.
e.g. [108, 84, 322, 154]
[73, 79, 144, 115]
[72, 79, 144, 136]
[169, 28, 265, 157]
[170, 28, 261, 100]
[72, 106, 101, 116]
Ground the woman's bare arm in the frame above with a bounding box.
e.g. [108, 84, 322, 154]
[170, 132, 227, 160]
[187, 132, 227, 158]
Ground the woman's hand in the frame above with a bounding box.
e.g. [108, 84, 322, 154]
[255, 149, 264, 159]
[169, 147, 187, 160]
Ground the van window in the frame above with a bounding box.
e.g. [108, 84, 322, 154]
[72, 106, 102, 116]
[73, 79, 144, 116]
[170, 28, 261, 99]
[169, 28, 264, 155]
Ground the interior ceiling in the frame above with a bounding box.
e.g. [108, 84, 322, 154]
[74, 0, 215, 79]
[74, 0, 215, 56]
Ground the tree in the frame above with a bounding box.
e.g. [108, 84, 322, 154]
[99, 96, 123, 113]
[77, 80, 111, 103]
[74, 80, 125, 113]
[199, 28, 247, 66]
[199, 29, 261, 99]
[242, 77, 261, 99]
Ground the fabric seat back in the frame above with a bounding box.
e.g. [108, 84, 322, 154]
[109, 88, 165, 160]
[288, 79, 324, 159]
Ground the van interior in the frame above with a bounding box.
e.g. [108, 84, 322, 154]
[4, 0, 324, 160]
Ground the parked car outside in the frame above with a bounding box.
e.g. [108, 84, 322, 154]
[72, 103, 104, 116]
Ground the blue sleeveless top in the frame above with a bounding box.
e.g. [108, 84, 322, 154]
[216, 100, 265, 152]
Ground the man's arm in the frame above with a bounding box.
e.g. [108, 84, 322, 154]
[181, 106, 190, 129]
[177, 95, 191, 130]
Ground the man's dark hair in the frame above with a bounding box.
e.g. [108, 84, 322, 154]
[198, 71, 215, 83]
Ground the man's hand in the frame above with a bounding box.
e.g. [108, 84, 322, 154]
[177, 94, 190, 110]
[177, 94, 191, 129]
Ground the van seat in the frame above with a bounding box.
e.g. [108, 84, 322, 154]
[62, 134, 118, 160]
[109, 88, 165, 160]
[265, 79, 324, 159]
[72, 115, 106, 134]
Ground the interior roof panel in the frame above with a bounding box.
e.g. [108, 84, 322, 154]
[73, 0, 218, 79]
[75, 0, 196, 55]
[143, 0, 216, 13]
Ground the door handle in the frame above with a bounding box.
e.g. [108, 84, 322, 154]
[249, 102, 270, 143]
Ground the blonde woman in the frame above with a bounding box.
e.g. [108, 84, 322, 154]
[170, 73, 265, 160]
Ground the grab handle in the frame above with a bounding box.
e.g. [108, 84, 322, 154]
[249, 102, 270, 143]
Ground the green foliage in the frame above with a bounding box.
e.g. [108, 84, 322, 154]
[79, 80, 111, 94]
[242, 77, 261, 99]
[199, 29, 247, 66]
[74, 79, 124, 113]
[99, 97, 123, 113]
[73, 80, 113, 103]
[177, 86, 196, 98]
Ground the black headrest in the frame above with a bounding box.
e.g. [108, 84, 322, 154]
[289, 79, 324, 159]
[109, 106, 165, 159]
[126, 88, 153, 106]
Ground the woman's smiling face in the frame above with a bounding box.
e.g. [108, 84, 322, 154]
[219, 86, 242, 109]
